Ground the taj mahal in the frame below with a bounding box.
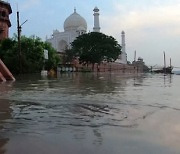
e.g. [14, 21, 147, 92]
[46, 7, 127, 64]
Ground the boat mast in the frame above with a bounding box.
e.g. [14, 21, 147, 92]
[163, 51, 166, 74]
[170, 58, 172, 68]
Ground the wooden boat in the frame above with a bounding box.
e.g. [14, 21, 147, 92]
[153, 52, 173, 74]
[153, 66, 173, 74]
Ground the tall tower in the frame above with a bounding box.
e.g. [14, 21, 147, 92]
[93, 7, 100, 32]
[0, 1, 12, 40]
[121, 31, 127, 64]
[121, 31, 126, 53]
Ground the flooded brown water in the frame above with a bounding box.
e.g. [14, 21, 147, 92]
[0, 73, 180, 154]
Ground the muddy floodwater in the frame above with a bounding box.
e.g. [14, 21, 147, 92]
[0, 73, 180, 154]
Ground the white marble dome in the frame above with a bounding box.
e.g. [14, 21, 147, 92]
[64, 9, 87, 32]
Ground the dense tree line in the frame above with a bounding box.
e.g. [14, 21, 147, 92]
[0, 33, 121, 74]
[65, 32, 121, 69]
[0, 35, 60, 74]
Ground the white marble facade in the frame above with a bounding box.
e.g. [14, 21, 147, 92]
[46, 7, 127, 64]
[46, 8, 87, 53]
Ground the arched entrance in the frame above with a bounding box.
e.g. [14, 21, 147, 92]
[58, 40, 68, 53]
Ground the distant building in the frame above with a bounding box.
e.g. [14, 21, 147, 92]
[132, 57, 149, 72]
[0, 0, 12, 40]
[46, 7, 127, 64]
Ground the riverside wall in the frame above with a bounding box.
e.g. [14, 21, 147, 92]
[58, 62, 143, 73]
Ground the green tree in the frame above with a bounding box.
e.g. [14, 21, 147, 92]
[44, 41, 60, 71]
[63, 48, 74, 63]
[67, 32, 121, 68]
[0, 36, 60, 74]
[0, 38, 18, 73]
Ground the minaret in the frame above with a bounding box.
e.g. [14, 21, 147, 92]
[121, 31, 127, 64]
[93, 7, 100, 32]
[121, 31, 126, 53]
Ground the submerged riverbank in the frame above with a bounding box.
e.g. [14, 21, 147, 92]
[0, 73, 180, 154]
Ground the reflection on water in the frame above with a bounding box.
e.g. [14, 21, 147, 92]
[93, 129, 103, 145]
[0, 99, 11, 153]
[0, 73, 180, 154]
[0, 138, 9, 154]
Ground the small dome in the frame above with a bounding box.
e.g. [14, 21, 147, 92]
[64, 9, 87, 32]
[121, 31, 125, 34]
[77, 26, 86, 31]
[138, 57, 143, 61]
[93, 6, 99, 12]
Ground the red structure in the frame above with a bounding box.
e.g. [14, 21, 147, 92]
[0, 1, 12, 40]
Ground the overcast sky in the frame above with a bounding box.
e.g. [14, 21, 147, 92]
[9, 0, 180, 69]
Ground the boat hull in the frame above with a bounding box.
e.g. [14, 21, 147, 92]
[153, 67, 173, 74]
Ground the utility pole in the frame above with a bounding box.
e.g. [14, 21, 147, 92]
[17, 11, 22, 74]
[17, 10, 27, 74]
